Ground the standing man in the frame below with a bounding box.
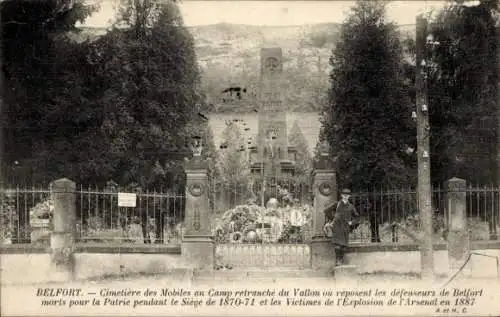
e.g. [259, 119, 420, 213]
[323, 189, 360, 266]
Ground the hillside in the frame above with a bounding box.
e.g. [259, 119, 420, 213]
[74, 23, 415, 114]
[70, 22, 415, 153]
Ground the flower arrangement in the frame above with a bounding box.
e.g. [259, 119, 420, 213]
[29, 199, 54, 222]
[213, 201, 313, 244]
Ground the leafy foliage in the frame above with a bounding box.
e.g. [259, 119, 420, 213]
[424, 0, 499, 184]
[288, 120, 313, 182]
[1, 0, 99, 185]
[215, 122, 251, 207]
[2, 0, 207, 190]
[321, 1, 416, 190]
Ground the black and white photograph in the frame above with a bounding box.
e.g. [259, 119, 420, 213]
[1, 0, 500, 315]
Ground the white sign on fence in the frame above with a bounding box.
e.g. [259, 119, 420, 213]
[118, 192, 137, 207]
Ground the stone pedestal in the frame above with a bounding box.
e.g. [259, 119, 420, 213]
[31, 219, 51, 244]
[182, 157, 214, 269]
[181, 237, 215, 269]
[50, 178, 76, 278]
[444, 178, 470, 276]
[312, 168, 337, 237]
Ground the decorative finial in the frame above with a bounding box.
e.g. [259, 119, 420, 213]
[319, 140, 330, 157]
[190, 136, 203, 157]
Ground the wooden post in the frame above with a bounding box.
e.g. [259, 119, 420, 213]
[496, 26, 500, 190]
[416, 16, 435, 280]
[496, 25, 500, 240]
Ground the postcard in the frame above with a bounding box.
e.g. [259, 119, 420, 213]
[1, 0, 499, 316]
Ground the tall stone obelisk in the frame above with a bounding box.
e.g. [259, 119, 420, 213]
[258, 48, 288, 178]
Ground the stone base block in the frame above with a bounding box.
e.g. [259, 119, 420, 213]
[181, 237, 214, 269]
[448, 230, 470, 273]
[311, 238, 335, 270]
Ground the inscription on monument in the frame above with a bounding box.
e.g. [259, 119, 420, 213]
[262, 100, 282, 112]
[262, 91, 280, 99]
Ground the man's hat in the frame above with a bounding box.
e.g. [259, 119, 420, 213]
[341, 188, 351, 195]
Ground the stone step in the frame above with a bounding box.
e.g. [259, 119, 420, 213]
[191, 265, 360, 284]
[193, 268, 333, 282]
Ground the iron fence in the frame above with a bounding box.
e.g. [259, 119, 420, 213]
[76, 187, 185, 245]
[2, 182, 498, 247]
[349, 185, 500, 244]
[1, 187, 52, 244]
[0, 186, 185, 246]
[465, 185, 499, 241]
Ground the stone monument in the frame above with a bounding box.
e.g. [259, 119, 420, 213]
[249, 48, 296, 179]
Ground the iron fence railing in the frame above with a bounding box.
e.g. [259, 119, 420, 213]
[0, 186, 185, 246]
[2, 183, 498, 246]
[464, 185, 499, 241]
[1, 187, 52, 244]
[76, 187, 185, 245]
[349, 186, 499, 244]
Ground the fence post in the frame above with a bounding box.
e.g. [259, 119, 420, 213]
[310, 143, 337, 270]
[50, 178, 76, 281]
[312, 169, 337, 237]
[181, 148, 214, 269]
[443, 177, 469, 276]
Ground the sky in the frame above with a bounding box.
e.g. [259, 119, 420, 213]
[80, 0, 449, 28]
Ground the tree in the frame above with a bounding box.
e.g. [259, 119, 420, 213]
[396, 1, 499, 185]
[425, 0, 498, 184]
[288, 120, 313, 203]
[321, 0, 416, 190]
[288, 120, 312, 181]
[10, 0, 202, 190]
[2, 0, 206, 189]
[1, 0, 99, 185]
[78, 0, 204, 189]
[216, 122, 251, 209]
[1, 0, 99, 243]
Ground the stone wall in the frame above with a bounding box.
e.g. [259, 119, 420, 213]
[2, 245, 499, 285]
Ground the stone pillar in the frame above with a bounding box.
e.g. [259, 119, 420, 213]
[443, 178, 469, 275]
[310, 144, 337, 270]
[312, 169, 337, 237]
[181, 154, 214, 269]
[50, 178, 76, 280]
